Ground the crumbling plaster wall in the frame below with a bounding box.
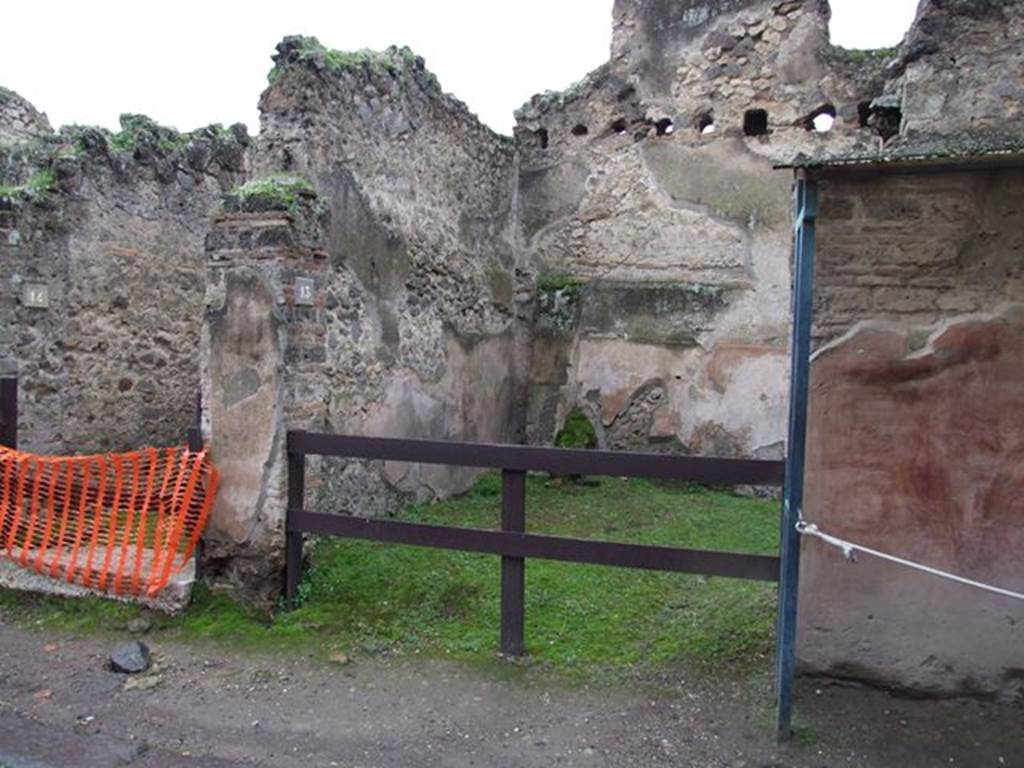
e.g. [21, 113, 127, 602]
[199, 41, 528, 596]
[513, 0, 889, 456]
[801, 168, 1024, 699]
[251, 40, 526, 495]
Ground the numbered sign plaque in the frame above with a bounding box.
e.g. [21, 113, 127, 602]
[294, 277, 315, 307]
[22, 283, 49, 309]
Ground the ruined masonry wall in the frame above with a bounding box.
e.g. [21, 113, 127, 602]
[513, 0, 885, 457]
[1, 117, 247, 454]
[199, 42, 529, 598]
[251, 41, 527, 508]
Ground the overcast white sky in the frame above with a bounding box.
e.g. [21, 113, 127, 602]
[2, 0, 919, 137]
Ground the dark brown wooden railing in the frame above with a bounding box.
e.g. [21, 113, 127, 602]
[284, 430, 785, 656]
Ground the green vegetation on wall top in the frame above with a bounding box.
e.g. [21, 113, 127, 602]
[269, 36, 423, 85]
[229, 175, 318, 212]
[0, 168, 57, 202]
[62, 115, 243, 159]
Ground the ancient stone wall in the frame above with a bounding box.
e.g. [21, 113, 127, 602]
[815, 170, 1024, 343]
[199, 41, 528, 598]
[3, 0, 1024, 677]
[1, 110, 247, 454]
[883, 0, 1024, 145]
[251, 39, 527, 499]
[0, 87, 51, 144]
[513, 0, 889, 457]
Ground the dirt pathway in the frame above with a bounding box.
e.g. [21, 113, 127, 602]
[0, 623, 1020, 767]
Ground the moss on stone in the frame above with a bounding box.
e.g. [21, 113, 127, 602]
[105, 113, 191, 155]
[269, 35, 422, 85]
[0, 167, 57, 202]
[536, 272, 583, 295]
[555, 407, 598, 449]
[228, 176, 318, 212]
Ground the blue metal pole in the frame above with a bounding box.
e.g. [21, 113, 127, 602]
[775, 174, 818, 739]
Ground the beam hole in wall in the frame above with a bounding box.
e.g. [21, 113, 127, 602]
[803, 104, 837, 132]
[571, 123, 589, 137]
[857, 101, 872, 128]
[868, 100, 903, 141]
[610, 118, 628, 135]
[695, 112, 716, 135]
[536, 127, 549, 149]
[655, 118, 674, 136]
[743, 109, 769, 137]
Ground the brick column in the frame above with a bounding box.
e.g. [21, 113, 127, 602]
[200, 193, 328, 605]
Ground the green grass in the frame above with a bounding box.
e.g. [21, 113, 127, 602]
[0, 475, 779, 681]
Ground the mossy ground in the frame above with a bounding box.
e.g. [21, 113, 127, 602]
[0, 474, 779, 683]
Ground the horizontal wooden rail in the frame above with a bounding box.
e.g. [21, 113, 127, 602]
[285, 430, 786, 659]
[287, 431, 785, 486]
[289, 509, 780, 581]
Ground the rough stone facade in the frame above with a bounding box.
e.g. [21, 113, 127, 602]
[2, 0, 1023, 699]
[512, 0, 891, 458]
[0, 87, 51, 144]
[199, 41, 527, 596]
[2, 111, 247, 454]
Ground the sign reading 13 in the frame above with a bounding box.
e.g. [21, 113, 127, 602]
[295, 277, 315, 307]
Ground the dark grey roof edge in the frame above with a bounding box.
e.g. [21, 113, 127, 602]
[776, 135, 1024, 171]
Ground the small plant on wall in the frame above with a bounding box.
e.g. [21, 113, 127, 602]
[555, 407, 597, 450]
[554, 407, 598, 485]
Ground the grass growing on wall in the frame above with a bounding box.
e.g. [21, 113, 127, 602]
[536, 273, 583, 295]
[268, 36, 425, 86]
[0, 475, 779, 680]
[554, 408, 598, 450]
[0, 168, 57, 201]
[229, 176, 317, 212]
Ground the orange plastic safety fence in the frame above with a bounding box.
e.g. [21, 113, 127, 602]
[0, 445, 219, 598]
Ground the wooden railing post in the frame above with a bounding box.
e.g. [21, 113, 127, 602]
[500, 469, 526, 656]
[284, 431, 306, 604]
[187, 391, 203, 451]
[0, 377, 16, 450]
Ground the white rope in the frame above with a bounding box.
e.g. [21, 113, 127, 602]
[796, 520, 1024, 602]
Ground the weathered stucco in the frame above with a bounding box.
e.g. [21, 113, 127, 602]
[801, 305, 1024, 700]
[513, 0, 888, 456]
[799, 159, 1024, 700]
[2, 0, 1023, 698]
